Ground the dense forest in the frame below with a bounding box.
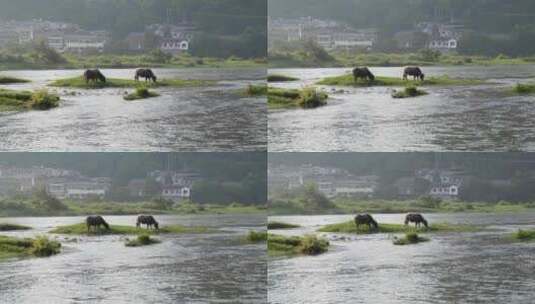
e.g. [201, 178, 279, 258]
[0, 0, 267, 58]
[269, 0, 535, 56]
[0, 153, 267, 205]
[270, 153, 535, 203]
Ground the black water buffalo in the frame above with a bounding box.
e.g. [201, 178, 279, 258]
[84, 69, 106, 83]
[403, 67, 425, 81]
[135, 69, 157, 82]
[353, 67, 375, 82]
[86, 215, 110, 232]
[404, 213, 428, 228]
[136, 215, 159, 230]
[354, 214, 379, 230]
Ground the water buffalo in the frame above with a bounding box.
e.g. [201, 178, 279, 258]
[404, 213, 428, 228]
[353, 67, 375, 82]
[84, 69, 106, 83]
[136, 215, 159, 230]
[354, 214, 379, 231]
[86, 215, 110, 232]
[135, 69, 157, 82]
[403, 67, 425, 81]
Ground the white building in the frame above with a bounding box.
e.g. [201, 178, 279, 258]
[160, 39, 189, 54]
[430, 184, 459, 199]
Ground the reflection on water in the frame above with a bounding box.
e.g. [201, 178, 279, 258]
[269, 66, 535, 152]
[268, 213, 535, 304]
[0, 214, 266, 304]
[0, 68, 266, 152]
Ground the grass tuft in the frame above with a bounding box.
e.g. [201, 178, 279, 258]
[393, 232, 430, 245]
[392, 86, 429, 99]
[245, 230, 267, 243]
[0, 235, 60, 260]
[511, 229, 535, 242]
[124, 87, 160, 101]
[245, 84, 267, 96]
[125, 234, 161, 247]
[268, 87, 328, 109]
[512, 83, 535, 95]
[29, 90, 60, 109]
[268, 233, 329, 256]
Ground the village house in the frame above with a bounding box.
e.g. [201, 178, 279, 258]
[416, 168, 464, 200]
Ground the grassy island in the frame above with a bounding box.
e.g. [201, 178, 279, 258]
[125, 234, 161, 247]
[0, 223, 31, 231]
[0, 76, 30, 84]
[124, 87, 160, 101]
[268, 234, 329, 256]
[393, 232, 430, 245]
[392, 86, 429, 99]
[49, 223, 211, 236]
[0, 235, 61, 260]
[267, 222, 300, 230]
[268, 87, 328, 109]
[49, 76, 214, 89]
[317, 74, 485, 87]
[318, 221, 479, 234]
[0, 88, 59, 111]
[267, 74, 299, 82]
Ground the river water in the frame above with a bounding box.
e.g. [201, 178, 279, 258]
[0, 214, 266, 304]
[268, 213, 535, 304]
[0, 68, 266, 152]
[269, 65, 535, 152]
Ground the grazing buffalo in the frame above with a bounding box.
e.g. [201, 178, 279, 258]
[84, 69, 106, 83]
[354, 214, 379, 231]
[86, 215, 110, 232]
[403, 67, 425, 81]
[353, 67, 375, 82]
[404, 213, 428, 228]
[136, 215, 159, 230]
[135, 69, 157, 82]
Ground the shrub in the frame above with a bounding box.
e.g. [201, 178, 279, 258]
[29, 236, 61, 257]
[246, 231, 267, 243]
[298, 234, 329, 255]
[297, 87, 328, 108]
[29, 90, 60, 110]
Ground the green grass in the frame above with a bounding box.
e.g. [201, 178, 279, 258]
[49, 76, 214, 89]
[268, 233, 329, 256]
[392, 86, 429, 99]
[393, 232, 430, 245]
[268, 87, 328, 109]
[244, 84, 267, 96]
[510, 229, 535, 242]
[317, 220, 479, 234]
[49, 222, 211, 235]
[0, 223, 31, 231]
[0, 76, 30, 84]
[245, 230, 267, 243]
[317, 74, 485, 87]
[124, 87, 160, 101]
[0, 88, 59, 111]
[125, 234, 161, 247]
[0, 235, 60, 260]
[267, 74, 299, 82]
[511, 83, 535, 95]
[267, 222, 300, 230]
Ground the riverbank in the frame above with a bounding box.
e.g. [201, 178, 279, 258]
[0, 54, 266, 70]
[268, 51, 535, 68]
[269, 199, 535, 215]
[0, 199, 266, 217]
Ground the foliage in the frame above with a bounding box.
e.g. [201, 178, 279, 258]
[123, 87, 160, 101]
[511, 229, 535, 242]
[267, 75, 299, 82]
[29, 90, 60, 110]
[0, 76, 30, 84]
[29, 236, 61, 256]
[0, 223, 32, 231]
[268, 87, 328, 109]
[392, 86, 429, 99]
[0, 235, 60, 260]
[245, 84, 267, 96]
[318, 220, 479, 234]
[30, 40, 67, 64]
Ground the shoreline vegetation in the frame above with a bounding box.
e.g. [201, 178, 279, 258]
[49, 76, 214, 89]
[268, 233, 329, 256]
[268, 51, 535, 68]
[0, 88, 60, 112]
[0, 53, 266, 71]
[49, 223, 211, 235]
[268, 87, 328, 109]
[317, 221, 479, 234]
[0, 235, 61, 260]
[316, 74, 485, 87]
[269, 198, 535, 215]
[0, 199, 266, 217]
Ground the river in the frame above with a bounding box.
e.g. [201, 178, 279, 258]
[269, 65, 535, 152]
[0, 214, 266, 304]
[268, 213, 535, 304]
[0, 68, 266, 152]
